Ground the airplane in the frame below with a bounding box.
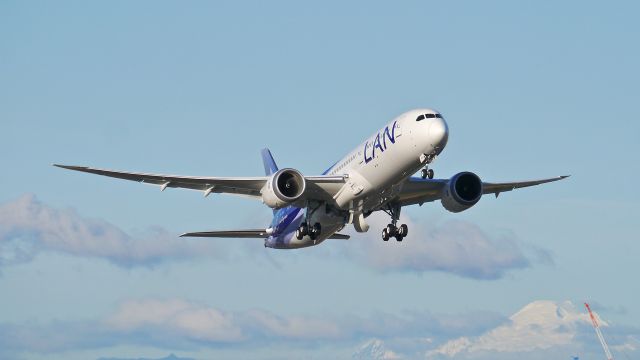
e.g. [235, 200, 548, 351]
[55, 108, 568, 249]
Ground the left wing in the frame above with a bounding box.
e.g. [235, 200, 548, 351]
[398, 175, 569, 207]
[482, 176, 570, 196]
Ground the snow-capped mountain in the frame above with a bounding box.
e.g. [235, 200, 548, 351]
[353, 338, 401, 360]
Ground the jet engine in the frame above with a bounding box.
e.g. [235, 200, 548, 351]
[261, 168, 306, 208]
[441, 171, 483, 213]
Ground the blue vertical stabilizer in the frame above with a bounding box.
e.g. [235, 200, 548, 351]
[261, 148, 279, 176]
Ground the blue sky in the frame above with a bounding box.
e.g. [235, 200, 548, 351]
[1, 1, 639, 359]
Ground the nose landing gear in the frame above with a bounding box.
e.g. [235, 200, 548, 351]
[421, 167, 434, 179]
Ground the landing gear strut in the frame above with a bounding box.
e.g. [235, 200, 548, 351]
[381, 203, 408, 242]
[421, 167, 434, 179]
[295, 222, 321, 240]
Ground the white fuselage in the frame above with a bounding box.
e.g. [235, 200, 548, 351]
[265, 108, 449, 249]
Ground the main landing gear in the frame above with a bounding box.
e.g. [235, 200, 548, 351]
[382, 223, 408, 242]
[295, 222, 321, 240]
[381, 203, 408, 242]
[296, 202, 323, 241]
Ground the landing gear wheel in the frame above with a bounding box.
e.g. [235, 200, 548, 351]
[299, 223, 308, 235]
[386, 224, 396, 237]
[399, 224, 408, 237]
[395, 234, 404, 242]
[421, 168, 434, 179]
[296, 223, 309, 240]
[382, 228, 390, 241]
[309, 222, 321, 241]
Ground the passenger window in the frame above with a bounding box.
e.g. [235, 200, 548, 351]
[416, 114, 425, 121]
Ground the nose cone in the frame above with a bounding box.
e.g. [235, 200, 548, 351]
[429, 117, 449, 149]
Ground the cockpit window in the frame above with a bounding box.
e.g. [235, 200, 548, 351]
[418, 113, 443, 121]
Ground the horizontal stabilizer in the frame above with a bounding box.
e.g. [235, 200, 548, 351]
[180, 230, 350, 240]
[180, 229, 269, 238]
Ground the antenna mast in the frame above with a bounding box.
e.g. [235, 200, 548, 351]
[585, 302, 614, 360]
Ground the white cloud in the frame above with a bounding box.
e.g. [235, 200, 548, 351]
[1, 298, 637, 360]
[244, 309, 343, 339]
[103, 299, 348, 344]
[345, 212, 534, 279]
[429, 337, 472, 358]
[0, 194, 226, 267]
[106, 299, 244, 342]
[0, 194, 546, 281]
[0, 298, 504, 355]
[99, 299, 508, 352]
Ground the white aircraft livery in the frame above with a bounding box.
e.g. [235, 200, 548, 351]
[55, 109, 568, 249]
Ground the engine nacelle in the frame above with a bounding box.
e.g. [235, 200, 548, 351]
[261, 168, 306, 209]
[441, 171, 483, 213]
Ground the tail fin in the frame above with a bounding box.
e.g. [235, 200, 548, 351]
[261, 148, 279, 176]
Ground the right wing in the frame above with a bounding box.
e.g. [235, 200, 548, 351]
[54, 164, 346, 200]
[54, 164, 267, 198]
[181, 229, 350, 240]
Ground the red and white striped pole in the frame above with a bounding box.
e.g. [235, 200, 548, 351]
[585, 302, 613, 360]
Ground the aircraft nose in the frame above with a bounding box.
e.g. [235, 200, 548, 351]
[429, 117, 449, 148]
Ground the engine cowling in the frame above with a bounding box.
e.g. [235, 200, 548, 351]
[261, 168, 306, 208]
[441, 171, 483, 213]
